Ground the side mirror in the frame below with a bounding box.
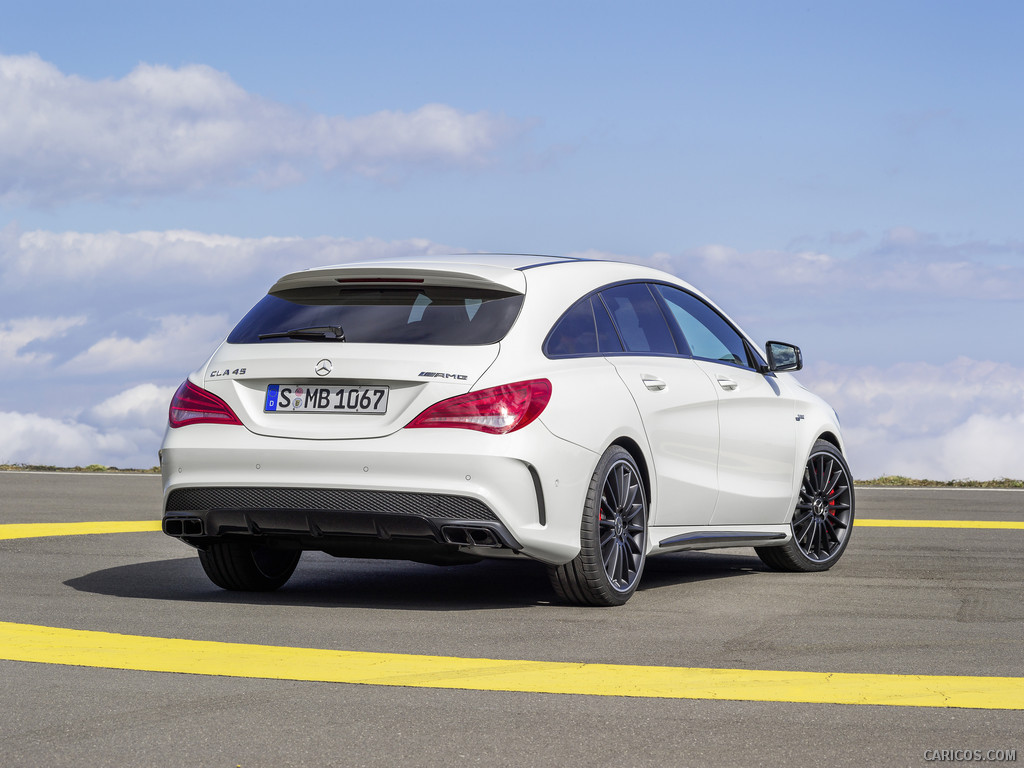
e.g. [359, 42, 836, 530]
[765, 341, 802, 372]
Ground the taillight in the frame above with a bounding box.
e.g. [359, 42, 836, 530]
[406, 379, 552, 435]
[168, 380, 243, 428]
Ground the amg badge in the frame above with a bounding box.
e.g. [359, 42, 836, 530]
[418, 371, 468, 380]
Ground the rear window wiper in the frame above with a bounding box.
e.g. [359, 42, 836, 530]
[258, 325, 346, 342]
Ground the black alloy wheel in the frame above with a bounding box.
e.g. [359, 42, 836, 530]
[599, 458, 648, 589]
[757, 439, 855, 572]
[549, 446, 648, 606]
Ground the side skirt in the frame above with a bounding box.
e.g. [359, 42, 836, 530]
[651, 526, 790, 554]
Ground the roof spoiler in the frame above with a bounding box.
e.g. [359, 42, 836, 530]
[269, 263, 527, 296]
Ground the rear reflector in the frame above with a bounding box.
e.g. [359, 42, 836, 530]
[169, 380, 243, 428]
[405, 379, 551, 435]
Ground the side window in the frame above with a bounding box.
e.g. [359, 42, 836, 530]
[600, 283, 678, 355]
[655, 285, 752, 368]
[546, 297, 598, 357]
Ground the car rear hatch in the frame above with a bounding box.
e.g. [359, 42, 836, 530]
[202, 262, 526, 440]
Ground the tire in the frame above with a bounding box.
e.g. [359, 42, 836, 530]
[198, 541, 301, 591]
[548, 446, 648, 606]
[756, 439, 855, 572]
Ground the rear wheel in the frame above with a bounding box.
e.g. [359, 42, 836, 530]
[198, 541, 301, 591]
[756, 439, 855, 572]
[548, 446, 648, 606]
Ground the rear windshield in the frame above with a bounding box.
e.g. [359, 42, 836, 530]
[227, 286, 525, 345]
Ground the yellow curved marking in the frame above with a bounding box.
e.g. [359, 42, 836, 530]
[0, 521, 162, 540]
[855, 519, 1024, 529]
[1, 621, 1021, 709]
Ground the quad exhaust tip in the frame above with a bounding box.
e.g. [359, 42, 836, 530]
[441, 525, 503, 548]
[163, 516, 204, 537]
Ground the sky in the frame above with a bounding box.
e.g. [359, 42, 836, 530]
[1, 0, 1023, 479]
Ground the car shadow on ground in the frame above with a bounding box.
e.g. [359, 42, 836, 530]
[65, 549, 769, 611]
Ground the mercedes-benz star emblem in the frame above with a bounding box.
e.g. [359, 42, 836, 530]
[315, 359, 333, 376]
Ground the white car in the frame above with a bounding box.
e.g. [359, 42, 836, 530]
[160, 254, 855, 605]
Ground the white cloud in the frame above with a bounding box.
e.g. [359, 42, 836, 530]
[85, 382, 176, 429]
[64, 314, 232, 373]
[317, 103, 515, 173]
[0, 53, 518, 204]
[1, 224, 458, 284]
[0, 383, 176, 468]
[0, 315, 86, 370]
[839, 413, 1024, 482]
[808, 358, 1024, 436]
[802, 358, 1024, 480]
[0, 410, 157, 468]
[582, 237, 1024, 304]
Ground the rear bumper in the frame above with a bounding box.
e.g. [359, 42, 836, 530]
[162, 486, 521, 564]
[159, 421, 598, 564]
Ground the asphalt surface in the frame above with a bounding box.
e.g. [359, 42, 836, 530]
[1, 471, 1022, 767]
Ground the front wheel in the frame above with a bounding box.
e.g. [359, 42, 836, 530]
[756, 439, 855, 572]
[198, 541, 301, 591]
[548, 446, 648, 606]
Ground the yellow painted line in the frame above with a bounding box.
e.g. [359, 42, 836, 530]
[1, 621, 1022, 709]
[0, 521, 162, 540]
[856, 519, 1024, 529]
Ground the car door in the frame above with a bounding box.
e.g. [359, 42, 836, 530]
[653, 285, 799, 525]
[599, 283, 720, 527]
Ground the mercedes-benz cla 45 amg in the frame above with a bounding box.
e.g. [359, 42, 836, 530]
[160, 254, 855, 605]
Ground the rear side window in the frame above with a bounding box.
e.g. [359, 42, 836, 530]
[546, 295, 625, 357]
[227, 286, 524, 345]
[599, 283, 677, 355]
[546, 298, 598, 356]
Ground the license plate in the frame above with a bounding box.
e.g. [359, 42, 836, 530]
[264, 384, 389, 414]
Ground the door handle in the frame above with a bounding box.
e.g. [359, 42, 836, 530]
[642, 376, 667, 391]
[716, 376, 738, 391]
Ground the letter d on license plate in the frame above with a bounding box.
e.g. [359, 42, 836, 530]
[264, 384, 389, 413]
